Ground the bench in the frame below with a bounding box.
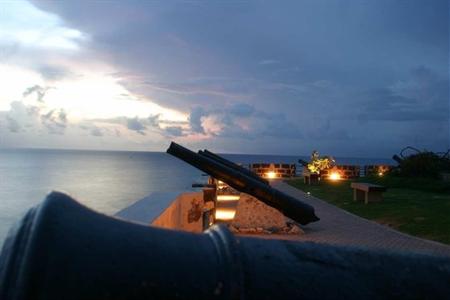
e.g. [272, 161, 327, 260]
[351, 182, 387, 204]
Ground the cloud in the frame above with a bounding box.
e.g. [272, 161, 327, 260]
[227, 103, 255, 117]
[4, 101, 39, 133]
[90, 127, 103, 137]
[163, 126, 184, 137]
[37, 65, 74, 80]
[40, 108, 67, 134]
[126, 117, 146, 135]
[0, 1, 86, 51]
[2, 1, 447, 155]
[22, 85, 51, 102]
[358, 66, 449, 122]
[188, 106, 206, 134]
[94, 113, 187, 138]
[187, 102, 302, 140]
[259, 59, 279, 65]
[3, 85, 68, 135]
[147, 114, 161, 127]
[6, 115, 21, 133]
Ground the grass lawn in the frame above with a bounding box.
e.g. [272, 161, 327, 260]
[287, 176, 450, 245]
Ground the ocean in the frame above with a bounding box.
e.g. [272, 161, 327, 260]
[0, 148, 393, 245]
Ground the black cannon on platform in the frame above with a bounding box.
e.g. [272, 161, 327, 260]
[167, 142, 319, 225]
[1, 192, 450, 300]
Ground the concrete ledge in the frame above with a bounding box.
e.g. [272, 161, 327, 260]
[115, 191, 183, 224]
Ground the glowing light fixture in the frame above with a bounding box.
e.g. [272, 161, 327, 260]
[266, 171, 276, 179]
[378, 172, 384, 177]
[216, 195, 240, 201]
[329, 172, 341, 181]
[215, 209, 236, 221]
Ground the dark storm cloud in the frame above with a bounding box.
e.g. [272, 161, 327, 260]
[30, 0, 449, 155]
[228, 103, 255, 118]
[33, 1, 448, 100]
[359, 66, 449, 122]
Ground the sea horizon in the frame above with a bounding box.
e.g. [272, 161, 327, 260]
[0, 146, 394, 162]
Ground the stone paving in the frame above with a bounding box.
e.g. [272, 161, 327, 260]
[271, 181, 450, 257]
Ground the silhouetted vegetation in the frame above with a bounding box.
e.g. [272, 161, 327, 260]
[394, 152, 450, 179]
[392, 147, 450, 179]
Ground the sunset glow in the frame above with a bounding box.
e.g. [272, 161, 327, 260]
[0, 0, 446, 155]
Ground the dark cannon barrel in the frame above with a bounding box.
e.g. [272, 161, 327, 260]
[199, 149, 269, 185]
[167, 142, 319, 225]
[1, 193, 450, 300]
[392, 154, 404, 164]
[298, 158, 309, 167]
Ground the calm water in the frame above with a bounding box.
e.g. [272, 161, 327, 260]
[0, 148, 392, 245]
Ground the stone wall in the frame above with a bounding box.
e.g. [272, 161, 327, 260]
[152, 191, 204, 233]
[250, 163, 296, 178]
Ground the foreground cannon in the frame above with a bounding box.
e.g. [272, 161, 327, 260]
[1, 192, 450, 300]
[167, 142, 319, 225]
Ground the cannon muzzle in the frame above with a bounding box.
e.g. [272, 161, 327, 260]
[1, 193, 450, 299]
[167, 142, 319, 225]
[392, 154, 404, 164]
[298, 159, 309, 167]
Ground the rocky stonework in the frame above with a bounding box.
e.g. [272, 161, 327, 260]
[229, 193, 304, 235]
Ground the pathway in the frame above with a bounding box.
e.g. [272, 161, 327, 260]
[272, 181, 450, 257]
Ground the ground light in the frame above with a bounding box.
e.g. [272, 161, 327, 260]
[215, 193, 240, 221]
[216, 195, 240, 201]
[329, 172, 341, 181]
[265, 171, 276, 179]
[215, 208, 236, 221]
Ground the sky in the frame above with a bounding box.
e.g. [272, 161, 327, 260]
[0, 0, 448, 157]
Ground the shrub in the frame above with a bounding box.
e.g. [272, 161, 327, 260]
[397, 152, 450, 179]
[307, 150, 335, 174]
